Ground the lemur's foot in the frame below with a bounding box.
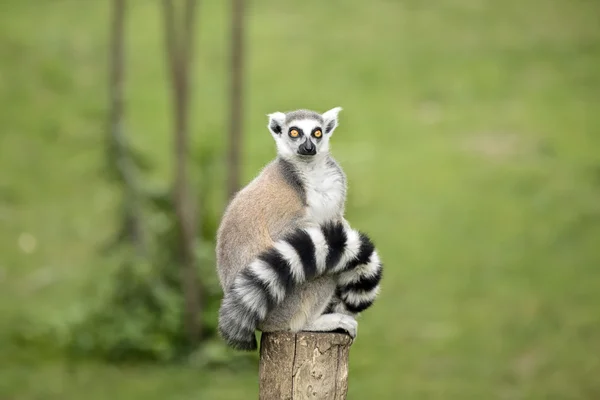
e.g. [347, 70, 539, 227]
[302, 313, 358, 339]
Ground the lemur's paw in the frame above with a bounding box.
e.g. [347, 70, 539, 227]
[302, 313, 358, 339]
[334, 314, 358, 338]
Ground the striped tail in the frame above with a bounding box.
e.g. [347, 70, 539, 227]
[325, 233, 383, 316]
[217, 221, 383, 351]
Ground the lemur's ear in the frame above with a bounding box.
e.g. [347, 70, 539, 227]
[322, 107, 342, 135]
[267, 112, 286, 136]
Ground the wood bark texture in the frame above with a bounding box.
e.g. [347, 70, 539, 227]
[259, 332, 352, 400]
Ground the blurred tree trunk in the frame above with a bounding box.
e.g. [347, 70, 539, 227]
[161, 0, 202, 345]
[227, 0, 245, 199]
[109, 0, 145, 256]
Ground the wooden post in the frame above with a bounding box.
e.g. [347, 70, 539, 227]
[259, 332, 352, 400]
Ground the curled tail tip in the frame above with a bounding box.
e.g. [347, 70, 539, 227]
[220, 332, 258, 351]
[234, 338, 258, 351]
[220, 335, 258, 351]
[218, 319, 258, 351]
[218, 295, 260, 352]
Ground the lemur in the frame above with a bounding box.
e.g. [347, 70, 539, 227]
[216, 107, 383, 351]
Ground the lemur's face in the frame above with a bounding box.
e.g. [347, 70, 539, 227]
[268, 107, 341, 160]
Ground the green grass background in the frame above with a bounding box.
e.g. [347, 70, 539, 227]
[1, 0, 600, 398]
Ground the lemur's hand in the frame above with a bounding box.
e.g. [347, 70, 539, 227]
[303, 313, 358, 339]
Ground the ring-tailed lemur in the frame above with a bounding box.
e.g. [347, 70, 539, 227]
[216, 107, 383, 351]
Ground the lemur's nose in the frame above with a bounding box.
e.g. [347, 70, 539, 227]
[305, 139, 315, 151]
[298, 138, 316, 155]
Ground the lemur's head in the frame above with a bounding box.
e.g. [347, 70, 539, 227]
[267, 107, 342, 161]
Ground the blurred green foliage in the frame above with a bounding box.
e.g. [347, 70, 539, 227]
[1, 0, 600, 399]
[9, 87, 227, 363]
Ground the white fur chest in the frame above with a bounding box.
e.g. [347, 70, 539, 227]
[297, 159, 346, 224]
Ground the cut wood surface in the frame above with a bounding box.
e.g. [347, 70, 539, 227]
[259, 331, 352, 400]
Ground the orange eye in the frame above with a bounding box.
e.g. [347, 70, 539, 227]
[313, 129, 322, 138]
[289, 129, 299, 138]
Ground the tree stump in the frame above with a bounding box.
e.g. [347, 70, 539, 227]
[258, 331, 352, 400]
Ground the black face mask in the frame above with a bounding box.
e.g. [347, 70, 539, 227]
[297, 138, 316, 156]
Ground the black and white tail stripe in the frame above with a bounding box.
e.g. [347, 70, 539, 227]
[217, 221, 383, 351]
[330, 235, 383, 315]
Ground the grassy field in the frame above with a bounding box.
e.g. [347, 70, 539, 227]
[1, 0, 600, 398]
